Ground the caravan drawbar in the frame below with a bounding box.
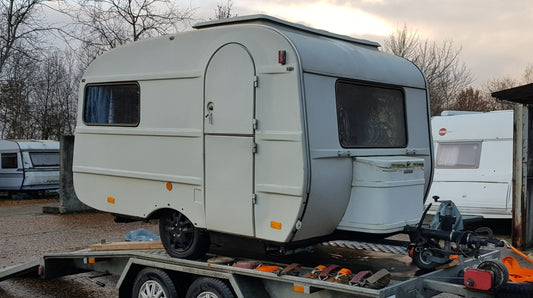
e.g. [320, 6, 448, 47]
[73, 15, 433, 259]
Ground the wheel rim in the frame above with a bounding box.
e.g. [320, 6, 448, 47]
[163, 211, 194, 252]
[138, 280, 167, 298]
[197, 291, 219, 298]
[417, 249, 434, 266]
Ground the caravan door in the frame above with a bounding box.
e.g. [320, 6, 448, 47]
[204, 43, 256, 237]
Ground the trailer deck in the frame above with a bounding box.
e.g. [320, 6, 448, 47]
[26, 242, 500, 297]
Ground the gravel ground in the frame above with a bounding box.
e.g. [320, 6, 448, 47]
[0, 198, 531, 297]
[0, 198, 159, 297]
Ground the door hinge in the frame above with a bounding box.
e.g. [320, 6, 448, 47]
[252, 194, 257, 204]
[252, 118, 258, 130]
[253, 76, 259, 88]
[252, 142, 258, 154]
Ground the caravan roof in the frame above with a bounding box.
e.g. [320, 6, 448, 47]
[83, 15, 425, 90]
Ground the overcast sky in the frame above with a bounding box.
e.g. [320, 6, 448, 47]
[193, 0, 532, 87]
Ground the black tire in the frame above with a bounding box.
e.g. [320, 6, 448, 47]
[478, 259, 509, 289]
[159, 210, 210, 259]
[132, 268, 178, 298]
[186, 277, 235, 298]
[412, 248, 443, 270]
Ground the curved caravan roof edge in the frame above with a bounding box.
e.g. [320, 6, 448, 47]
[193, 14, 380, 48]
[84, 15, 426, 89]
[0, 139, 59, 150]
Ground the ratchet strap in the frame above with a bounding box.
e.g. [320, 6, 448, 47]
[501, 241, 533, 283]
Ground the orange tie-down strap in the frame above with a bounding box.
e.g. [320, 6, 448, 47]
[502, 256, 533, 283]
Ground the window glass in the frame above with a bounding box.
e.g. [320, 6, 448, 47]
[1, 153, 18, 169]
[29, 152, 60, 167]
[335, 81, 407, 148]
[436, 142, 482, 169]
[84, 83, 139, 125]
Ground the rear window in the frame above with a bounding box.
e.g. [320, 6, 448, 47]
[84, 83, 140, 125]
[335, 81, 407, 148]
[29, 152, 60, 167]
[1, 153, 18, 169]
[436, 142, 482, 169]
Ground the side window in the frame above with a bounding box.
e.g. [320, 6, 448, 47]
[29, 152, 60, 167]
[84, 83, 140, 125]
[436, 142, 482, 169]
[1, 153, 18, 169]
[335, 81, 407, 148]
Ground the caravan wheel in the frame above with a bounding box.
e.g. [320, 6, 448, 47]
[159, 210, 209, 259]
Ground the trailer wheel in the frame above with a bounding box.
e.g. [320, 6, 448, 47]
[159, 210, 209, 259]
[412, 248, 442, 270]
[478, 259, 509, 289]
[186, 277, 235, 298]
[132, 268, 178, 298]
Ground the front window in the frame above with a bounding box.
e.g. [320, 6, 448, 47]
[1, 153, 18, 169]
[336, 81, 407, 148]
[84, 83, 140, 125]
[29, 152, 60, 167]
[436, 142, 482, 169]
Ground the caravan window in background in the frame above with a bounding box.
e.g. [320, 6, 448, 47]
[436, 142, 482, 169]
[335, 81, 406, 148]
[29, 152, 60, 168]
[1, 153, 18, 169]
[84, 83, 139, 125]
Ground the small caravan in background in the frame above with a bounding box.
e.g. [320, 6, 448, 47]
[0, 140, 60, 193]
[428, 110, 513, 219]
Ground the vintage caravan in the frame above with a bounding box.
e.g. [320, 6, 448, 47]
[428, 110, 513, 218]
[0, 140, 60, 192]
[73, 15, 432, 259]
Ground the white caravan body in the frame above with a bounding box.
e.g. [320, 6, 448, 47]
[0, 140, 60, 191]
[73, 15, 432, 244]
[428, 110, 513, 219]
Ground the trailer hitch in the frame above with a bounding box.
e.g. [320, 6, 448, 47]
[404, 197, 504, 270]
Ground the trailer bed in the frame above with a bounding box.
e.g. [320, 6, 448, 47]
[35, 243, 500, 297]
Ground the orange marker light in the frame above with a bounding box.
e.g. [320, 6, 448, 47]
[270, 221, 282, 230]
[88, 258, 96, 264]
[107, 197, 115, 204]
[294, 285, 305, 293]
[166, 182, 173, 191]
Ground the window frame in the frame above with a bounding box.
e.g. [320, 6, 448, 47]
[335, 79, 408, 148]
[29, 151, 60, 168]
[83, 82, 140, 127]
[435, 141, 482, 169]
[1, 153, 18, 169]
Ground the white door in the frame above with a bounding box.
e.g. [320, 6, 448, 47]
[204, 43, 255, 236]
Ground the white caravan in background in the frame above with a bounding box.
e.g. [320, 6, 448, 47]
[428, 110, 513, 219]
[73, 15, 433, 259]
[0, 140, 60, 193]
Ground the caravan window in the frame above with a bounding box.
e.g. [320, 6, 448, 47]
[436, 142, 482, 169]
[29, 152, 60, 167]
[1, 153, 18, 169]
[84, 83, 140, 125]
[335, 81, 407, 148]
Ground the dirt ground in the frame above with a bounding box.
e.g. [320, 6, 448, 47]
[0, 198, 532, 297]
[0, 198, 159, 297]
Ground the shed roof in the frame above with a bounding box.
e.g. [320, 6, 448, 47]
[492, 83, 533, 104]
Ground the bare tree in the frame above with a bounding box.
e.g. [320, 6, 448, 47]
[383, 25, 473, 115]
[58, 0, 194, 63]
[30, 50, 80, 140]
[0, 52, 36, 138]
[213, 0, 236, 20]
